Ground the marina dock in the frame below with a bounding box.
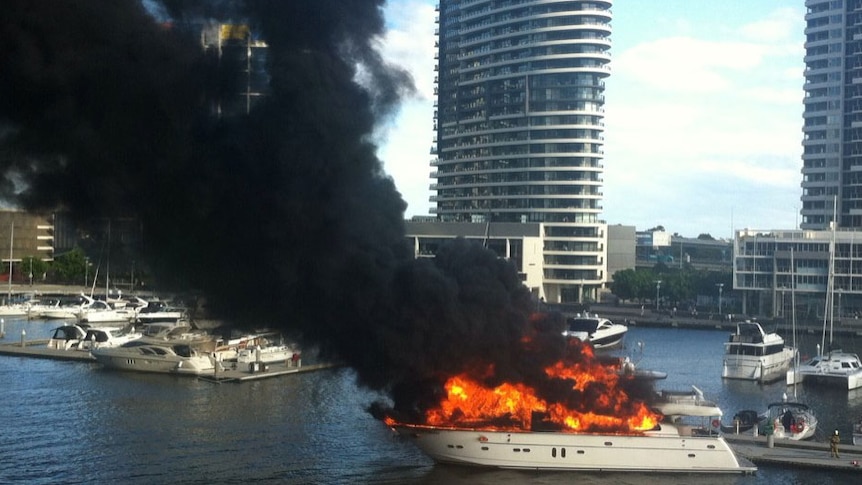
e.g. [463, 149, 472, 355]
[0, 339, 95, 361]
[724, 433, 862, 472]
[198, 361, 339, 383]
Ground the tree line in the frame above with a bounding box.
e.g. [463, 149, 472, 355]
[610, 265, 732, 312]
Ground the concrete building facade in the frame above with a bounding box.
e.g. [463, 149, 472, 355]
[801, 0, 862, 229]
[431, 0, 613, 302]
[732, 228, 862, 321]
[405, 220, 635, 303]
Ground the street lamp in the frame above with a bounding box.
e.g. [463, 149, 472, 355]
[716, 283, 724, 315]
[655, 280, 662, 311]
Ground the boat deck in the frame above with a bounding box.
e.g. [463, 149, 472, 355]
[724, 433, 862, 472]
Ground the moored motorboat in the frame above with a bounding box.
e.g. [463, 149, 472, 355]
[562, 313, 627, 350]
[46, 323, 90, 350]
[91, 341, 215, 375]
[135, 298, 188, 325]
[720, 409, 763, 435]
[391, 423, 754, 474]
[650, 386, 722, 420]
[78, 295, 136, 324]
[77, 325, 143, 350]
[721, 320, 795, 383]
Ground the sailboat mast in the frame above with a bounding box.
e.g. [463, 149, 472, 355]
[791, 247, 798, 397]
[823, 196, 838, 352]
[7, 223, 12, 299]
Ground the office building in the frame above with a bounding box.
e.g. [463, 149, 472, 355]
[431, 0, 612, 302]
[801, 1, 862, 229]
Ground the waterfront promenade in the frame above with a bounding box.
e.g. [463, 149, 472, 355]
[565, 302, 862, 339]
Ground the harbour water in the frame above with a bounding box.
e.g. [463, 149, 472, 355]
[1, 317, 861, 484]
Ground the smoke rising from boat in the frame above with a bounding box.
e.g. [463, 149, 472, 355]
[0, 1, 634, 420]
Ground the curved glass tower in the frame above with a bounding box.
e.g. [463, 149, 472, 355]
[432, 0, 612, 302]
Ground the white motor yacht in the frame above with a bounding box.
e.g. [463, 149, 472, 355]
[78, 295, 135, 324]
[721, 320, 796, 383]
[91, 341, 215, 375]
[562, 313, 627, 350]
[390, 421, 753, 474]
[77, 325, 143, 351]
[46, 324, 90, 350]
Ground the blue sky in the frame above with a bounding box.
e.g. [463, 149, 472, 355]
[377, 1, 805, 239]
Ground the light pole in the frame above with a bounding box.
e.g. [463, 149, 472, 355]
[716, 283, 724, 316]
[655, 280, 662, 311]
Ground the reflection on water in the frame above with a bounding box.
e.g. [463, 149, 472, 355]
[0, 319, 861, 484]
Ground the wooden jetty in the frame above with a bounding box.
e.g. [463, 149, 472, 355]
[0, 339, 95, 362]
[198, 361, 339, 383]
[724, 433, 862, 472]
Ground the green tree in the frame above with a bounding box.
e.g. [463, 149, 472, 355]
[52, 247, 88, 284]
[20, 256, 49, 284]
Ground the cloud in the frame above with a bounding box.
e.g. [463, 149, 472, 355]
[615, 36, 770, 93]
[376, 1, 437, 100]
[376, 0, 438, 216]
[738, 7, 803, 43]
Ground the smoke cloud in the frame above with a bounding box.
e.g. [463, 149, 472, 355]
[0, 1, 624, 419]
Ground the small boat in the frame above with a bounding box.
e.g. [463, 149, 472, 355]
[762, 401, 817, 441]
[651, 386, 722, 420]
[235, 343, 299, 365]
[78, 295, 136, 324]
[40, 296, 86, 319]
[721, 320, 796, 383]
[77, 325, 143, 351]
[46, 323, 90, 350]
[91, 341, 215, 375]
[562, 313, 627, 349]
[720, 409, 764, 435]
[135, 299, 188, 325]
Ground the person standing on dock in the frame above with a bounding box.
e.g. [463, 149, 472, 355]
[830, 429, 841, 458]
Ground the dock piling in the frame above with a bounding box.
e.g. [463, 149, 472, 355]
[20, 328, 25, 347]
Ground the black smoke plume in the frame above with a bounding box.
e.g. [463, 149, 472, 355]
[0, 1, 635, 420]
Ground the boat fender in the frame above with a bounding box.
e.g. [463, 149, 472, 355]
[794, 418, 805, 433]
[711, 419, 720, 428]
[478, 435, 488, 442]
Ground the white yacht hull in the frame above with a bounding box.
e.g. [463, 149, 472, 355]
[92, 347, 214, 376]
[393, 425, 754, 474]
[722, 347, 795, 383]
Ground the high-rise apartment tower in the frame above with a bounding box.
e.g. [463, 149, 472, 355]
[432, 0, 612, 302]
[801, 1, 862, 229]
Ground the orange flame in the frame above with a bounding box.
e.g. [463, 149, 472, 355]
[422, 368, 659, 434]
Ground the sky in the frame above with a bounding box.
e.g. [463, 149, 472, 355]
[377, 1, 806, 239]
